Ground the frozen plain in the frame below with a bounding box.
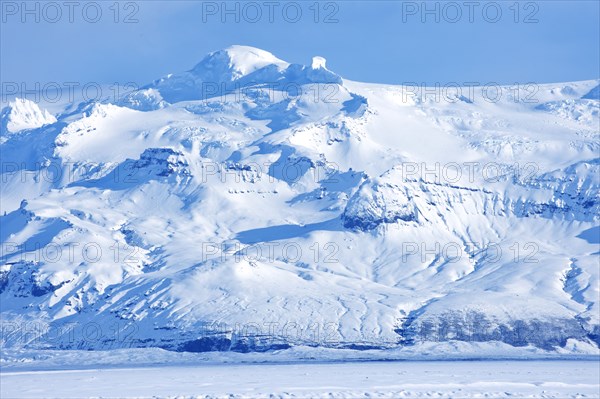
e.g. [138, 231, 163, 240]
[1, 359, 599, 398]
[1, 347, 599, 398]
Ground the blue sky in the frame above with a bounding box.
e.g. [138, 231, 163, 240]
[1, 0, 599, 90]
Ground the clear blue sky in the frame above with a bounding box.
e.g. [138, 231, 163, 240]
[1, 0, 599, 90]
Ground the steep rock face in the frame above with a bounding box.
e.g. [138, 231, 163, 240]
[0, 46, 599, 354]
[132, 148, 190, 178]
[118, 89, 169, 111]
[342, 177, 418, 231]
[67, 148, 191, 193]
[396, 309, 594, 350]
[341, 157, 599, 232]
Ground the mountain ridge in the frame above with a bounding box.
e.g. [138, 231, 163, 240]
[1, 46, 599, 355]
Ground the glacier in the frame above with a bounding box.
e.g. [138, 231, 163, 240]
[0, 45, 599, 355]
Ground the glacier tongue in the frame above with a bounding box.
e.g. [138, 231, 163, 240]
[0, 46, 599, 355]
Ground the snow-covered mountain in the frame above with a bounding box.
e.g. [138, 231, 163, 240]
[1, 46, 599, 354]
[0, 98, 57, 142]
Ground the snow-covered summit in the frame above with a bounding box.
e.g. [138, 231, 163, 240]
[140, 45, 342, 103]
[191, 45, 290, 80]
[0, 98, 56, 137]
[312, 56, 328, 70]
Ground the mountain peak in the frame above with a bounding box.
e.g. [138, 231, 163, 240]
[191, 45, 289, 81]
[220, 45, 289, 72]
[1, 97, 56, 136]
[311, 56, 327, 70]
[146, 45, 342, 103]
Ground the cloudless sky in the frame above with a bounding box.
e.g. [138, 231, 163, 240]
[1, 0, 599, 91]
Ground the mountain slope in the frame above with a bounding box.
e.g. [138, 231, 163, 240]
[1, 46, 599, 354]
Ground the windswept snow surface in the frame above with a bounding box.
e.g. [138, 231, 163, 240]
[1, 359, 599, 398]
[2, 346, 598, 398]
[1, 46, 599, 357]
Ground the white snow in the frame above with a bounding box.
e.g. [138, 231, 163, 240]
[312, 56, 328, 69]
[218, 45, 290, 77]
[0, 46, 598, 357]
[1, 359, 598, 398]
[0, 98, 56, 137]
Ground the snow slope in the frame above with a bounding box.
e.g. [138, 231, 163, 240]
[0, 46, 599, 355]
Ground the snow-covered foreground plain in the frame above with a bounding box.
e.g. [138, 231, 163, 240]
[1, 360, 599, 398]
